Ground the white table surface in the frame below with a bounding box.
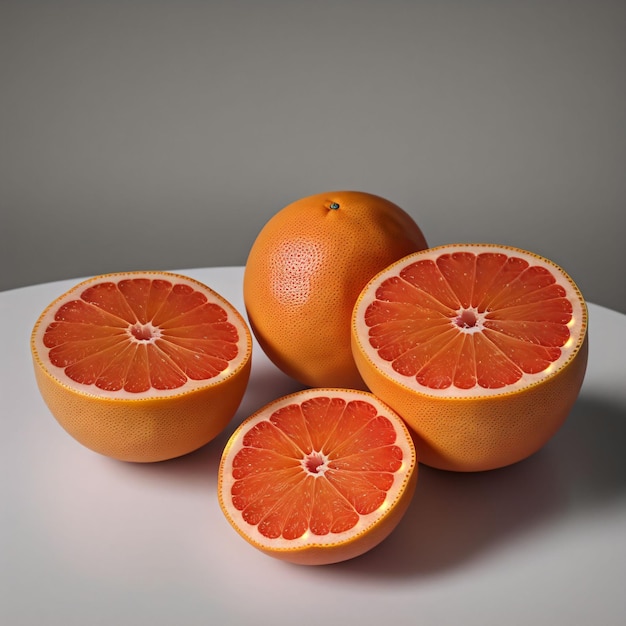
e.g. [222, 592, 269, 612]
[1, 267, 625, 626]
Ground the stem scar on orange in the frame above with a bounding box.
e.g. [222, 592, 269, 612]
[30, 271, 252, 462]
[243, 191, 428, 390]
[351, 244, 588, 472]
[218, 388, 418, 565]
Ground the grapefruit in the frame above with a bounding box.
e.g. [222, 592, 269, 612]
[351, 243, 588, 472]
[243, 190, 428, 389]
[218, 388, 418, 565]
[30, 271, 252, 462]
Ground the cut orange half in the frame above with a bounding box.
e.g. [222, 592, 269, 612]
[31, 271, 252, 462]
[217, 388, 417, 565]
[351, 243, 588, 472]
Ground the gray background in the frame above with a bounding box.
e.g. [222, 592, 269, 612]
[2, 0, 624, 313]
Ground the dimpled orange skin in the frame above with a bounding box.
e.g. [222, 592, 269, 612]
[31, 358, 252, 463]
[352, 337, 588, 471]
[243, 191, 428, 389]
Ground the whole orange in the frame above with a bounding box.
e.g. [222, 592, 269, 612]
[243, 191, 428, 388]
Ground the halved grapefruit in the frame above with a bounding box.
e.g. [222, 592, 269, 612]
[218, 388, 418, 565]
[31, 271, 252, 462]
[351, 243, 588, 472]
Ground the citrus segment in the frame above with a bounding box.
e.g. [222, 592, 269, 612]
[243, 191, 428, 389]
[31, 271, 252, 462]
[218, 388, 417, 565]
[352, 244, 588, 472]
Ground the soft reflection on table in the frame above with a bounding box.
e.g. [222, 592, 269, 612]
[1, 267, 625, 626]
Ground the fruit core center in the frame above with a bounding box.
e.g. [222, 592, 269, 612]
[453, 308, 484, 333]
[456, 309, 477, 328]
[303, 451, 329, 475]
[128, 322, 161, 342]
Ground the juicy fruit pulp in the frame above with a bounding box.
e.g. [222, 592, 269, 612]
[365, 248, 579, 391]
[243, 191, 428, 389]
[42, 277, 241, 394]
[31, 272, 252, 462]
[218, 389, 418, 565]
[352, 244, 588, 472]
